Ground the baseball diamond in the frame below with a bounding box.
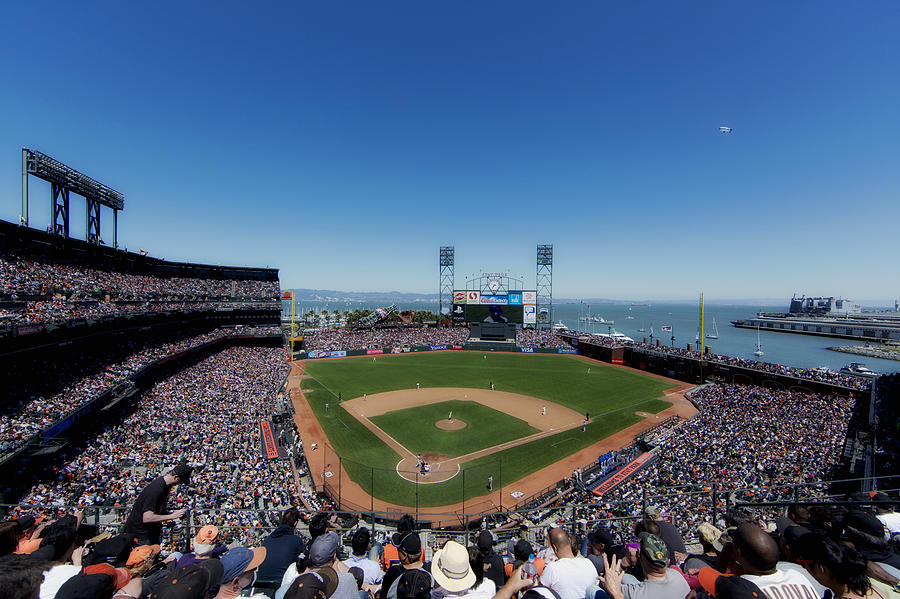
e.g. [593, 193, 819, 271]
[291, 351, 695, 512]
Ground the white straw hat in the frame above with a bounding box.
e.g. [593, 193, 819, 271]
[430, 540, 476, 592]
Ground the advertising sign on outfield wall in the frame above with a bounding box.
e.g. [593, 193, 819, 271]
[452, 304, 466, 324]
[452, 345, 463, 350]
[523, 291, 537, 304]
[508, 292, 523, 305]
[467, 291, 480, 303]
[480, 295, 508, 305]
[308, 350, 347, 359]
[518, 347, 536, 353]
[524, 305, 537, 324]
[430, 344, 449, 351]
[453, 291, 468, 304]
[366, 348, 384, 355]
[558, 348, 577, 354]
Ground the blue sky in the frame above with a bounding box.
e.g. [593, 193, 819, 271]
[0, 1, 897, 301]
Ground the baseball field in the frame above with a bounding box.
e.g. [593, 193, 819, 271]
[296, 352, 676, 509]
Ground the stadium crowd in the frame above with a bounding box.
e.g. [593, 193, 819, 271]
[569, 384, 856, 538]
[303, 326, 469, 352]
[515, 329, 572, 349]
[5, 491, 900, 599]
[572, 331, 872, 390]
[0, 248, 279, 326]
[11, 346, 293, 522]
[0, 326, 280, 460]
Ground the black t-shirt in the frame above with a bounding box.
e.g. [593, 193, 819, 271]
[482, 551, 506, 588]
[654, 521, 686, 563]
[123, 477, 171, 544]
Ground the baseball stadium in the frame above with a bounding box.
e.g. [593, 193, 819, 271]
[1, 151, 897, 597]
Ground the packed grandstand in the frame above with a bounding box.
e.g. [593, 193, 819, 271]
[2, 222, 897, 599]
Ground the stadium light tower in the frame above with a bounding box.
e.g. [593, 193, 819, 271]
[536, 244, 553, 328]
[21, 148, 125, 247]
[439, 246, 455, 318]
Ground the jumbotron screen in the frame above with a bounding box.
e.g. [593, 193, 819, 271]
[463, 304, 523, 324]
[451, 290, 537, 325]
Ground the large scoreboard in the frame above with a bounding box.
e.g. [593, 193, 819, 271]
[451, 290, 537, 325]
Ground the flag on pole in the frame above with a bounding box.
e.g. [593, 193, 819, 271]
[660, 325, 672, 332]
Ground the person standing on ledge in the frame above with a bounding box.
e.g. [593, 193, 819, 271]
[123, 464, 192, 545]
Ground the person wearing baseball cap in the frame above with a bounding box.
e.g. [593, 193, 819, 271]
[276, 533, 356, 599]
[177, 525, 222, 568]
[684, 523, 725, 571]
[595, 533, 689, 599]
[56, 563, 131, 599]
[123, 465, 192, 545]
[382, 532, 429, 599]
[476, 530, 506, 588]
[586, 528, 616, 576]
[149, 560, 225, 599]
[284, 571, 337, 599]
[216, 546, 267, 599]
[698, 568, 765, 599]
[503, 539, 545, 579]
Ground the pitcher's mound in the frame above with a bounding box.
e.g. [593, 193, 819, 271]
[435, 419, 467, 430]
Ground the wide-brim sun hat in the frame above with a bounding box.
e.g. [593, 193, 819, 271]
[431, 540, 475, 592]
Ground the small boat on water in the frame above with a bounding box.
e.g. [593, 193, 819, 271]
[754, 324, 764, 357]
[840, 363, 878, 378]
[593, 330, 635, 343]
[552, 321, 569, 332]
[706, 318, 719, 340]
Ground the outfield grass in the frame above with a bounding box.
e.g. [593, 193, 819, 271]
[301, 352, 673, 506]
[370, 400, 539, 458]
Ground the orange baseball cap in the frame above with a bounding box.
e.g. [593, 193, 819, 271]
[195, 525, 219, 546]
[84, 563, 131, 589]
[126, 544, 161, 567]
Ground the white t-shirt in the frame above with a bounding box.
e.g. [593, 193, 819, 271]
[741, 562, 825, 599]
[539, 556, 598, 599]
[343, 554, 384, 584]
[878, 512, 900, 539]
[40, 565, 81, 599]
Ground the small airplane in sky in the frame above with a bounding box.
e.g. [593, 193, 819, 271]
[719, 126, 732, 133]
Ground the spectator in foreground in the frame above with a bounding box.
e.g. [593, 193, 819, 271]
[430, 540, 478, 598]
[475, 530, 506, 588]
[342, 527, 383, 588]
[216, 546, 267, 599]
[793, 533, 895, 599]
[383, 532, 430, 599]
[122, 464, 192, 545]
[727, 523, 822, 597]
[259, 508, 306, 587]
[537, 528, 596, 599]
[596, 533, 689, 599]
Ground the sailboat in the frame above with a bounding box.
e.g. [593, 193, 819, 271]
[649, 326, 654, 337]
[705, 318, 719, 339]
[753, 324, 764, 357]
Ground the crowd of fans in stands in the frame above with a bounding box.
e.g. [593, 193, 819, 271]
[515, 329, 571, 348]
[572, 330, 872, 390]
[5, 489, 900, 599]
[0, 326, 280, 460]
[0, 249, 279, 326]
[303, 327, 470, 352]
[12, 347, 293, 522]
[569, 384, 855, 539]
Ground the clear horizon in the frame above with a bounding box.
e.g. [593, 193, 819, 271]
[1, 2, 897, 300]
